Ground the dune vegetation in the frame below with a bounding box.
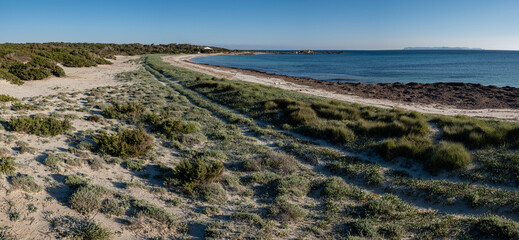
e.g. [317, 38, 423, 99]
[0, 47, 518, 239]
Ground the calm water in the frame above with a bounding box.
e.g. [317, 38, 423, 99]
[192, 50, 519, 87]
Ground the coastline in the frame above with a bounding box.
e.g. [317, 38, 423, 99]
[163, 54, 519, 122]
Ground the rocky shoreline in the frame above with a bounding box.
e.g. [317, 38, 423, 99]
[193, 62, 519, 110]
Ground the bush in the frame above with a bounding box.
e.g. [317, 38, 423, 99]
[103, 101, 144, 120]
[93, 128, 153, 157]
[376, 136, 433, 161]
[11, 102, 39, 111]
[346, 219, 377, 237]
[9, 115, 71, 136]
[133, 200, 175, 226]
[65, 174, 89, 188]
[362, 194, 410, 218]
[154, 118, 199, 139]
[10, 174, 42, 192]
[50, 216, 111, 240]
[428, 141, 471, 172]
[269, 196, 306, 222]
[69, 185, 109, 214]
[0, 156, 16, 175]
[476, 214, 519, 239]
[300, 121, 355, 144]
[172, 157, 224, 193]
[276, 175, 310, 197]
[321, 176, 366, 201]
[198, 183, 228, 204]
[0, 94, 17, 102]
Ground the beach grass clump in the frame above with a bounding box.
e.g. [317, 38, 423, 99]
[132, 200, 175, 227]
[9, 115, 71, 136]
[10, 174, 42, 192]
[11, 102, 39, 111]
[276, 175, 310, 197]
[171, 157, 224, 193]
[476, 214, 519, 239]
[434, 115, 518, 149]
[345, 219, 378, 238]
[376, 136, 433, 162]
[243, 152, 298, 175]
[361, 194, 411, 219]
[428, 141, 471, 172]
[299, 121, 355, 143]
[93, 127, 153, 158]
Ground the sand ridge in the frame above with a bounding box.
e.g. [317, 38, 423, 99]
[163, 54, 519, 122]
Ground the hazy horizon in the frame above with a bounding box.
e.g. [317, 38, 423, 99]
[2, 0, 519, 50]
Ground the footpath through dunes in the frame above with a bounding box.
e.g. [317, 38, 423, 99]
[163, 54, 519, 122]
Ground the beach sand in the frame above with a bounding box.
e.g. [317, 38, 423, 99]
[0, 55, 140, 98]
[163, 54, 519, 122]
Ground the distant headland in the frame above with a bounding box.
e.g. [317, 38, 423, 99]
[404, 47, 484, 50]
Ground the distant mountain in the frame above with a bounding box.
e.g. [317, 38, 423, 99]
[404, 47, 484, 50]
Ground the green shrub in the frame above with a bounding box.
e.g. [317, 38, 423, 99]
[154, 118, 199, 139]
[69, 185, 109, 214]
[11, 102, 39, 111]
[101, 199, 126, 216]
[50, 216, 111, 240]
[125, 159, 145, 171]
[133, 200, 175, 227]
[43, 154, 66, 168]
[276, 175, 310, 197]
[476, 214, 519, 239]
[9, 115, 71, 136]
[0, 94, 17, 102]
[346, 219, 377, 237]
[300, 121, 355, 144]
[172, 157, 224, 193]
[10, 174, 42, 192]
[428, 141, 471, 172]
[269, 196, 306, 222]
[16, 140, 37, 154]
[93, 128, 153, 157]
[198, 183, 228, 204]
[65, 174, 89, 188]
[231, 211, 266, 228]
[103, 101, 144, 120]
[321, 176, 366, 201]
[362, 194, 410, 218]
[0, 156, 16, 175]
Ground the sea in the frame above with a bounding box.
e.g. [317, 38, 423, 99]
[191, 50, 519, 88]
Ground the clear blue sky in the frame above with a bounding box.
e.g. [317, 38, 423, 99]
[1, 0, 519, 50]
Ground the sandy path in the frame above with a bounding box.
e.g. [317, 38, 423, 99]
[163, 54, 519, 122]
[0, 55, 140, 98]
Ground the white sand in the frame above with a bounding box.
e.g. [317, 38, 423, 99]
[0, 55, 140, 98]
[163, 54, 519, 122]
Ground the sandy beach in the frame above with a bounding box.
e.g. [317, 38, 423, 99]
[163, 54, 519, 122]
[0, 55, 140, 98]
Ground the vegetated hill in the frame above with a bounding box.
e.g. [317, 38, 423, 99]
[0, 42, 234, 84]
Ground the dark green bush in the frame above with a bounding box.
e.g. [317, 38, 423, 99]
[9, 115, 71, 136]
[172, 157, 224, 193]
[0, 156, 16, 175]
[428, 141, 471, 172]
[0, 94, 18, 102]
[154, 118, 198, 139]
[93, 128, 153, 158]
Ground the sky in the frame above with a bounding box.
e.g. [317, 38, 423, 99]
[1, 0, 519, 50]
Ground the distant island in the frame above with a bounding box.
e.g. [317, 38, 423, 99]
[404, 47, 484, 50]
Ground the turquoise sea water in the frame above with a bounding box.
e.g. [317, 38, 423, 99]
[191, 50, 519, 87]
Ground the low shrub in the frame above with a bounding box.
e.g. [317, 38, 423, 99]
[362, 194, 410, 219]
[476, 214, 519, 239]
[154, 118, 199, 139]
[300, 121, 355, 144]
[9, 115, 71, 136]
[133, 200, 175, 227]
[103, 101, 144, 120]
[276, 175, 310, 197]
[346, 219, 378, 238]
[376, 136, 433, 161]
[0, 94, 17, 102]
[11, 102, 39, 111]
[50, 216, 111, 240]
[269, 196, 306, 222]
[198, 183, 228, 204]
[0, 156, 16, 175]
[172, 157, 224, 193]
[230, 211, 266, 228]
[321, 176, 367, 201]
[69, 185, 110, 214]
[65, 174, 89, 188]
[93, 128, 153, 157]
[428, 141, 471, 172]
[10, 174, 42, 192]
